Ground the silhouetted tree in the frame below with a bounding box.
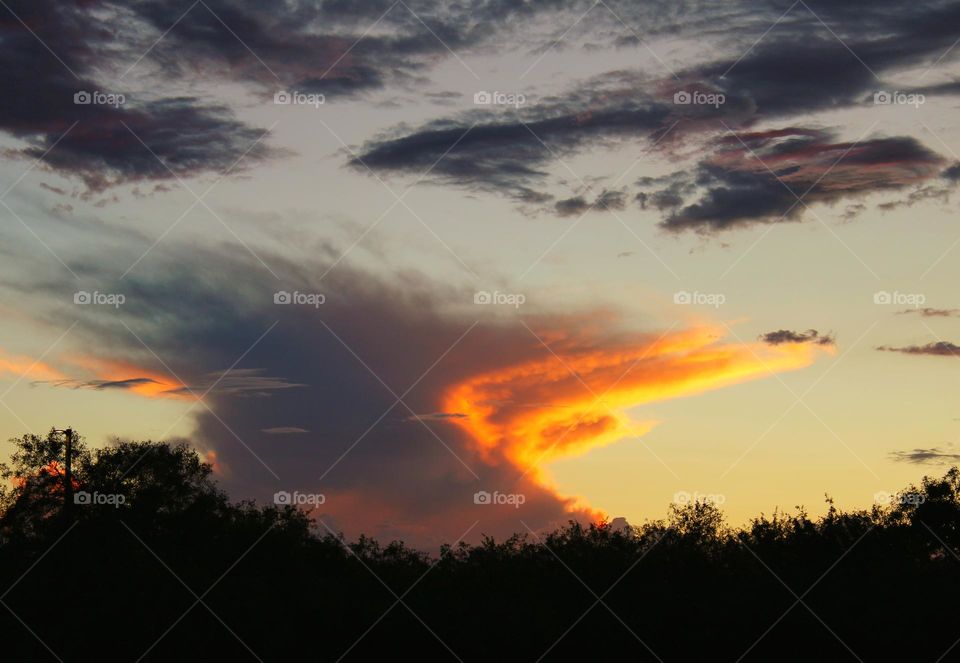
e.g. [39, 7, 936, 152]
[3, 429, 960, 661]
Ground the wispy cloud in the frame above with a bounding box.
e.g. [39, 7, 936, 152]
[878, 342, 960, 357]
[890, 446, 960, 465]
[896, 308, 960, 318]
[760, 329, 835, 346]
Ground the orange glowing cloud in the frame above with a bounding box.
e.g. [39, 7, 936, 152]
[0, 349, 66, 383]
[0, 346, 190, 401]
[443, 323, 832, 506]
[59, 354, 193, 400]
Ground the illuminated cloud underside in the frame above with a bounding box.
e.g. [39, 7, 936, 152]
[444, 325, 833, 513]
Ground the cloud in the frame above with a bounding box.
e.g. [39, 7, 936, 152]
[943, 163, 960, 181]
[24, 353, 302, 400]
[889, 446, 960, 465]
[877, 342, 960, 357]
[554, 189, 628, 217]
[407, 412, 469, 422]
[349, 0, 960, 223]
[691, 1, 960, 116]
[8, 0, 960, 202]
[34, 372, 182, 400]
[28, 100, 276, 193]
[354, 96, 947, 228]
[11, 0, 960, 544]
[0, 350, 65, 383]
[0, 1, 277, 192]
[555, 196, 590, 217]
[123, 0, 472, 96]
[352, 68, 688, 200]
[595, 189, 627, 211]
[896, 308, 960, 318]
[660, 129, 945, 233]
[53, 377, 160, 391]
[161, 369, 307, 397]
[6, 233, 833, 545]
[760, 329, 835, 346]
[443, 324, 831, 480]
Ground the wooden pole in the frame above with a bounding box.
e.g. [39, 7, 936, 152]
[64, 428, 73, 518]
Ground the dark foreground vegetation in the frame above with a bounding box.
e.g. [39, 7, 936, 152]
[3, 430, 960, 661]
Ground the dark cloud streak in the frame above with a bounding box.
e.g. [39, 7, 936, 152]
[877, 342, 960, 357]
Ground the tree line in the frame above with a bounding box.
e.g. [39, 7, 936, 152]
[2, 429, 959, 661]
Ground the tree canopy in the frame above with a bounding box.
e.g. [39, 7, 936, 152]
[1, 429, 958, 661]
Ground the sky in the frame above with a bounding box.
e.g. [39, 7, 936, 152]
[1, 0, 960, 547]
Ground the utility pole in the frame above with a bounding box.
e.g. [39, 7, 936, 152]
[64, 428, 73, 517]
[53, 428, 74, 518]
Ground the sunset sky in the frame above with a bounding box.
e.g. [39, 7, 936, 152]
[1, 0, 959, 546]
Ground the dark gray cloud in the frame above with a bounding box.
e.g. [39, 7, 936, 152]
[890, 447, 960, 465]
[760, 329, 835, 346]
[554, 189, 628, 217]
[877, 342, 960, 357]
[125, 0, 733, 99]
[896, 308, 960, 318]
[693, 0, 960, 117]
[0, 0, 277, 192]
[124, 0, 454, 95]
[349, 0, 960, 224]
[13, 0, 958, 207]
[10, 0, 660, 193]
[353, 100, 672, 200]
[660, 130, 945, 232]
[555, 196, 590, 217]
[162, 369, 306, 397]
[942, 163, 960, 181]
[595, 189, 627, 211]
[407, 412, 469, 422]
[21, 99, 275, 193]
[43, 377, 160, 391]
[10, 235, 600, 546]
[650, 188, 687, 211]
